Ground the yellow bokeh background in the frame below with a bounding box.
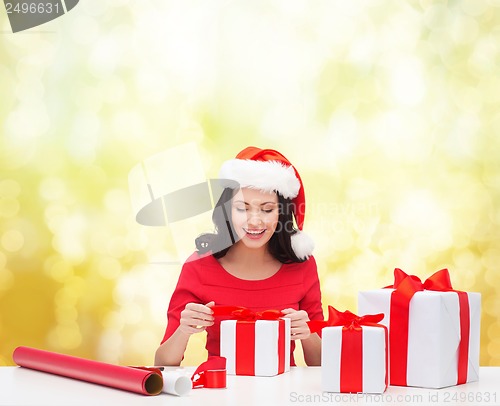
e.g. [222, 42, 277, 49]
[1, 0, 500, 367]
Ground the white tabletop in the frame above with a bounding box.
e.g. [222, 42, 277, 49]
[1, 366, 499, 406]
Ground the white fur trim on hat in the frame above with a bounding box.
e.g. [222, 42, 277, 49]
[291, 230, 314, 260]
[219, 159, 300, 199]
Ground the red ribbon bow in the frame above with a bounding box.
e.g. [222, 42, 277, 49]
[390, 267, 454, 293]
[387, 268, 470, 386]
[212, 306, 282, 321]
[213, 305, 287, 376]
[308, 306, 384, 334]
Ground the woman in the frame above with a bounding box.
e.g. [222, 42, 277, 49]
[155, 147, 323, 366]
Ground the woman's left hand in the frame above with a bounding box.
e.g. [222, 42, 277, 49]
[280, 308, 311, 340]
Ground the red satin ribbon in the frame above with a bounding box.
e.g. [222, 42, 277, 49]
[212, 305, 282, 320]
[308, 305, 385, 334]
[191, 356, 227, 389]
[341, 327, 363, 393]
[278, 318, 286, 375]
[236, 322, 255, 375]
[308, 306, 388, 393]
[213, 305, 286, 375]
[388, 268, 470, 386]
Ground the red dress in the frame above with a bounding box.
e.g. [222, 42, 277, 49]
[161, 252, 324, 366]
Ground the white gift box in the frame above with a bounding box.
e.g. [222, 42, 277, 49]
[358, 289, 481, 388]
[322, 326, 387, 393]
[220, 318, 291, 376]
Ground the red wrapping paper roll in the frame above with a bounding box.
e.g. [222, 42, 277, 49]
[12, 346, 163, 395]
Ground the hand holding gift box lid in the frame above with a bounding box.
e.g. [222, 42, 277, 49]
[214, 305, 291, 376]
[308, 306, 388, 394]
[358, 268, 481, 389]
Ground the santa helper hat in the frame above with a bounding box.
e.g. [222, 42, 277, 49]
[219, 146, 314, 260]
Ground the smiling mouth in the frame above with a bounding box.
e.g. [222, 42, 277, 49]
[243, 229, 265, 235]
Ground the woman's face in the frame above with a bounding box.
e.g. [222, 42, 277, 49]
[231, 188, 279, 250]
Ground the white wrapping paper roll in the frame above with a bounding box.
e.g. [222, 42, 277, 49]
[161, 370, 192, 396]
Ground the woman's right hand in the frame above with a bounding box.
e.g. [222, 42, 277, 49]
[178, 301, 215, 335]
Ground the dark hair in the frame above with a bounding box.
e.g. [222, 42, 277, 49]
[195, 188, 305, 263]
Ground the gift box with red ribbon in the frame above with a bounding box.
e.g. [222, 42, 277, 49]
[214, 306, 291, 376]
[358, 268, 481, 389]
[308, 306, 387, 393]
